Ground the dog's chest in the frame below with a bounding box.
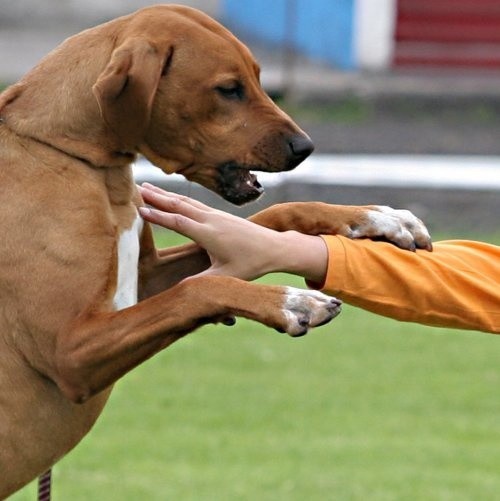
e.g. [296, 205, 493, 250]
[113, 213, 143, 311]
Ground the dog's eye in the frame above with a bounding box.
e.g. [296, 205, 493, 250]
[215, 83, 245, 101]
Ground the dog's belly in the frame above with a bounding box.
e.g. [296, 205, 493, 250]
[113, 212, 143, 310]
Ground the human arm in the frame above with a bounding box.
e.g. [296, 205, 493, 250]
[138, 184, 499, 334]
[138, 183, 430, 284]
[320, 236, 500, 334]
[138, 185, 329, 283]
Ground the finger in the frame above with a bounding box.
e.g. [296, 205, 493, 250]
[140, 183, 187, 201]
[190, 266, 226, 279]
[140, 184, 211, 212]
[139, 183, 172, 196]
[140, 190, 209, 223]
[138, 206, 205, 240]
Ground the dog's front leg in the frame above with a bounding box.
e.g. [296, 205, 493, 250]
[137, 201, 431, 303]
[138, 199, 432, 301]
[54, 275, 341, 403]
[249, 202, 432, 251]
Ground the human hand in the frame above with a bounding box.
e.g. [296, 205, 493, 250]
[138, 184, 328, 283]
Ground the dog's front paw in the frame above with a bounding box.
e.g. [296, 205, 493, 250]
[354, 206, 432, 251]
[281, 288, 342, 337]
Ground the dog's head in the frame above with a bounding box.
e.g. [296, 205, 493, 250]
[93, 5, 313, 205]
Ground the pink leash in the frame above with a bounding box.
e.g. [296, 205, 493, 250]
[37, 469, 52, 501]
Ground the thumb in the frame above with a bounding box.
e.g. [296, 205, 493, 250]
[190, 266, 223, 279]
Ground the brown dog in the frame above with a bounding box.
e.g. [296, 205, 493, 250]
[0, 5, 430, 496]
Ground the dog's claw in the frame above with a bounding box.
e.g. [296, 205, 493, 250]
[222, 316, 236, 326]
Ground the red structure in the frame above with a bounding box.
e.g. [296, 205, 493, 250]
[394, 0, 500, 68]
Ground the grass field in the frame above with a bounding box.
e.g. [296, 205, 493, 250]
[11, 231, 499, 500]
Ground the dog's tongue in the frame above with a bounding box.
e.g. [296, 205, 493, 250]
[218, 164, 264, 205]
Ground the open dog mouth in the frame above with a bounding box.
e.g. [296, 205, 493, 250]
[217, 162, 264, 206]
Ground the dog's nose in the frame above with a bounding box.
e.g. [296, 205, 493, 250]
[287, 134, 314, 167]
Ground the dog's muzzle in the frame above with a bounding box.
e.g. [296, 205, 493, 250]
[216, 134, 314, 205]
[217, 162, 264, 206]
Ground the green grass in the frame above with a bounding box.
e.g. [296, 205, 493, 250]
[11, 231, 500, 500]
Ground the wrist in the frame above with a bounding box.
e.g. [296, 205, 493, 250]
[276, 231, 328, 285]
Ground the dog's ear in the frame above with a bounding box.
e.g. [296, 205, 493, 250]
[93, 39, 173, 149]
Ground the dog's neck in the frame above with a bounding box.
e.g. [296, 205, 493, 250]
[105, 165, 137, 206]
[1, 117, 136, 173]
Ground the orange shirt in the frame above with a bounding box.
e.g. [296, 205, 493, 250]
[319, 236, 500, 334]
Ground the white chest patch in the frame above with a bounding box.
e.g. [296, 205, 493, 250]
[113, 213, 143, 311]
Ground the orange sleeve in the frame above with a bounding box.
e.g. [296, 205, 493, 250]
[318, 236, 500, 334]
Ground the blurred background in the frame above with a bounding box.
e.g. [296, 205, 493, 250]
[3, 3, 500, 501]
[2, 0, 500, 233]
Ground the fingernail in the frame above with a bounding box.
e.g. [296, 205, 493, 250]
[138, 207, 150, 216]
